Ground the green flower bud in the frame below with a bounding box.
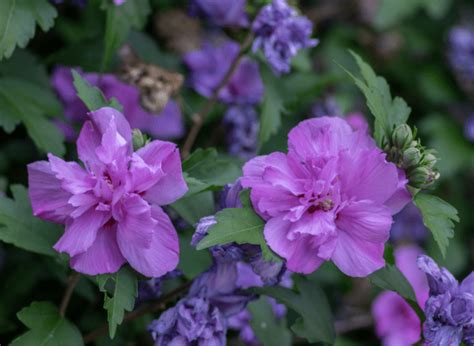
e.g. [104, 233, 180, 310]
[408, 166, 439, 188]
[132, 129, 146, 151]
[422, 151, 437, 168]
[392, 124, 413, 149]
[402, 147, 422, 168]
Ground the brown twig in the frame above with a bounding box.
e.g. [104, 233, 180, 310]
[180, 32, 254, 159]
[59, 272, 81, 317]
[83, 280, 193, 344]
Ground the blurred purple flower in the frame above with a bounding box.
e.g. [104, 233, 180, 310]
[51, 67, 185, 140]
[223, 105, 259, 159]
[390, 202, 428, 244]
[464, 114, 474, 142]
[252, 0, 318, 74]
[372, 245, 429, 346]
[448, 26, 474, 81]
[310, 97, 342, 118]
[190, 0, 249, 27]
[137, 270, 182, 305]
[218, 180, 244, 210]
[417, 255, 474, 346]
[51, 0, 87, 6]
[184, 40, 264, 104]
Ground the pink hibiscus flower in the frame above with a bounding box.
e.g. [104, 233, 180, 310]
[241, 117, 411, 277]
[27, 107, 188, 277]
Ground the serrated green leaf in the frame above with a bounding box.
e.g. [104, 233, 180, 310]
[253, 276, 335, 344]
[102, 0, 151, 71]
[171, 190, 215, 225]
[196, 207, 281, 262]
[248, 297, 292, 346]
[0, 49, 50, 87]
[259, 67, 285, 146]
[11, 301, 83, 346]
[341, 52, 411, 145]
[414, 193, 458, 257]
[0, 185, 62, 256]
[178, 230, 212, 279]
[0, 0, 57, 60]
[97, 266, 137, 339]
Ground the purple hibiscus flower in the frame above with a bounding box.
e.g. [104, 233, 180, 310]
[372, 245, 429, 346]
[51, 67, 185, 141]
[190, 0, 249, 27]
[223, 105, 259, 159]
[417, 255, 474, 346]
[241, 117, 411, 277]
[27, 107, 188, 277]
[252, 0, 318, 75]
[184, 40, 264, 105]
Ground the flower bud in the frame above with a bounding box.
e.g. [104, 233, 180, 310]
[402, 147, 422, 168]
[392, 124, 413, 149]
[132, 129, 146, 150]
[408, 166, 439, 188]
[422, 151, 438, 168]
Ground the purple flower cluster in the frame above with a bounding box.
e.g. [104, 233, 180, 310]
[417, 256, 474, 346]
[252, 0, 318, 74]
[223, 106, 259, 159]
[190, 0, 249, 27]
[51, 67, 184, 141]
[184, 40, 264, 105]
[448, 26, 474, 82]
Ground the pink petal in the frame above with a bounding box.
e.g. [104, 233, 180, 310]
[384, 169, 411, 214]
[117, 205, 179, 277]
[95, 117, 130, 166]
[336, 200, 392, 244]
[289, 211, 336, 237]
[77, 120, 101, 171]
[54, 208, 110, 257]
[48, 154, 94, 195]
[27, 161, 73, 223]
[331, 231, 385, 277]
[139, 140, 188, 206]
[338, 149, 399, 207]
[287, 117, 353, 160]
[127, 153, 164, 193]
[264, 217, 323, 274]
[115, 194, 155, 249]
[70, 223, 126, 275]
[89, 107, 132, 147]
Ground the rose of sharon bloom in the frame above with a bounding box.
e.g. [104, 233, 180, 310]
[27, 107, 188, 277]
[190, 0, 249, 27]
[372, 245, 429, 346]
[184, 40, 264, 105]
[241, 117, 411, 277]
[51, 67, 185, 140]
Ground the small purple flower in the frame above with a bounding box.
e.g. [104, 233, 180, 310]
[219, 180, 244, 210]
[390, 202, 428, 244]
[310, 97, 342, 118]
[417, 255, 474, 346]
[51, 67, 185, 140]
[190, 0, 249, 27]
[448, 26, 474, 82]
[223, 106, 259, 159]
[184, 40, 264, 104]
[148, 296, 227, 346]
[252, 0, 318, 74]
[464, 114, 474, 142]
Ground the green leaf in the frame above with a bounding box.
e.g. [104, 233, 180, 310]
[0, 77, 65, 155]
[183, 148, 241, 188]
[178, 230, 212, 279]
[0, 49, 50, 87]
[171, 190, 215, 225]
[0, 0, 57, 60]
[11, 301, 83, 346]
[259, 67, 285, 146]
[0, 185, 62, 256]
[248, 297, 292, 346]
[97, 266, 138, 339]
[253, 276, 335, 344]
[196, 207, 281, 262]
[369, 264, 424, 320]
[340, 52, 411, 145]
[102, 0, 151, 71]
[72, 69, 122, 112]
[414, 193, 458, 257]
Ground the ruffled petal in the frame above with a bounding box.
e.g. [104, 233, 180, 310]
[54, 208, 110, 257]
[77, 120, 102, 171]
[117, 206, 179, 277]
[336, 200, 392, 244]
[331, 231, 385, 277]
[48, 154, 94, 195]
[27, 161, 73, 223]
[70, 223, 126, 275]
[384, 169, 411, 214]
[89, 107, 132, 148]
[115, 194, 155, 249]
[139, 140, 188, 206]
[127, 153, 164, 193]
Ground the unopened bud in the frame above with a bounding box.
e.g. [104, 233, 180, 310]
[422, 151, 437, 168]
[392, 124, 413, 149]
[132, 129, 146, 150]
[402, 147, 422, 168]
[408, 166, 439, 188]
